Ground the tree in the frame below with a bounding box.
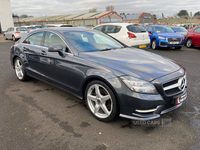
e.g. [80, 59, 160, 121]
[177, 10, 189, 17]
[89, 8, 97, 13]
[153, 14, 157, 20]
[194, 11, 200, 16]
[105, 5, 114, 11]
[20, 14, 28, 18]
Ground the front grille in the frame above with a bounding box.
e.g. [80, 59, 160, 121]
[167, 37, 181, 44]
[163, 76, 186, 96]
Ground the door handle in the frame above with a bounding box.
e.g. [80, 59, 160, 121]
[23, 46, 29, 51]
[41, 50, 47, 55]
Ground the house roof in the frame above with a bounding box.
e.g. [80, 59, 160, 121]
[15, 11, 122, 22]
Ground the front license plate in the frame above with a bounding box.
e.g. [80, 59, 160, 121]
[176, 92, 187, 104]
[169, 42, 179, 44]
[139, 44, 146, 48]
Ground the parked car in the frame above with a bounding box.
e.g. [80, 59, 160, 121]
[43, 24, 72, 28]
[77, 26, 89, 28]
[170, 26, 188, 38]
[21, 26, 36, 32]
[10, 27, 187, 122]
[147, 25, 185, 50]
[4, 27, 29, 41]
[30, 25, 43, 29]
[93, 23, 150, 48]
[185, 26, 200, 48]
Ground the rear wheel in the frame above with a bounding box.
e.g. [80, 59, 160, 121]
[12, 35, 16, 41]
[85, 80, 118, 122]
[152, 39, 157, 50]
[186, 39, 193, 48]
[14, 57, 29, 81]
[4, 34, 7, 40]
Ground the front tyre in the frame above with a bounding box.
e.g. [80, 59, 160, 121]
[14, 57, 29, 81]
[186, 39, 193, 48]
[85, 80, 118, 122]
[152, 39, 157, 50]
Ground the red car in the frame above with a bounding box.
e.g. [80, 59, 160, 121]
[185, 26, 200, 48]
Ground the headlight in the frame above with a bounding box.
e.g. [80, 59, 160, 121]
[120, 76, 158, 94]
[158, 36, 166, 40]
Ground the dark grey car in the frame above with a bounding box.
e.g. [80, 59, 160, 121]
[10, 27, 187, 122]
[171, 26, 188, 38]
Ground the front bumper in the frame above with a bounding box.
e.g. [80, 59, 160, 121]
[120, 102, 183, 121]
[157, 39, 185, 47]
[113, 69, 187, 121]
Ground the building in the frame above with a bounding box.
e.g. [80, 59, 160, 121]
[0, 0, 14, 33]
[14, 11, 123, 27]
[121, 12, 156, 24]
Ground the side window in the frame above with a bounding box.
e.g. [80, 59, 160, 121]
[104, 25, 121, 34]
[11, 28, 14, 31]
[194, 28, 200, 33]
[8, 28, 11, 32]
[44, 32, 68, 52]
[94, 26, 103, 31]
[23, 32, 44, 46]
[148, 27, 153, 32]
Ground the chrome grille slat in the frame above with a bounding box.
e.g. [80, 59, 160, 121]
[163, 83, 180, 91]
[163, 75, 186, 95]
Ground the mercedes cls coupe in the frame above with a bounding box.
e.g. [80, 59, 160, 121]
[10, 27, 187, 122]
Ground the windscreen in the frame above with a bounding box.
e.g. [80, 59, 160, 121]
[16, 28, 28, 31]
[171, 27, 187, 32]
[153, 26, 174, 33]
[127, 25, 146, 33]
[64, 31, 124, 52]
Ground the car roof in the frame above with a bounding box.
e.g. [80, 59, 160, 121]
[96, 23, 136, 26]
[44, 24, 71, 26]
[31, 27, 93, 34]
[149, 25, 169, 27]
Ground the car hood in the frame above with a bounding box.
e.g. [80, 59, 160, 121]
[155, 33, 183, 37]
[79, 47, 180, 81]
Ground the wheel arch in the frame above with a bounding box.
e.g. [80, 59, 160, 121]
[81, 76, 121, 111]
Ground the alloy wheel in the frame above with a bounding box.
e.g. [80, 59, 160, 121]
[15, 59, 24, 80]
[87, 84, 113, 119]
[186, 39, 192, 48]
[13, 36, 16, 41]
[152, 40, 157, 50]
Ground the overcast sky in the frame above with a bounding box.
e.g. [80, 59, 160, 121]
[10, 0, 200, 18]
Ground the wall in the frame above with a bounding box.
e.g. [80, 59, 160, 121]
[0, 0, 14, 32]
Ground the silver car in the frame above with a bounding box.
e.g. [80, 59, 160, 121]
[4, 27, 29, 41]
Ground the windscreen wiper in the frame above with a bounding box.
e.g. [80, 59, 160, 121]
[101, 48, 113, 51]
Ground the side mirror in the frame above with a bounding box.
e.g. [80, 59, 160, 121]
[148, 30, 152, 34]
[174, 30, 176, 33]
[48, 44, 65, 57]
[48, 44, 63, 52]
